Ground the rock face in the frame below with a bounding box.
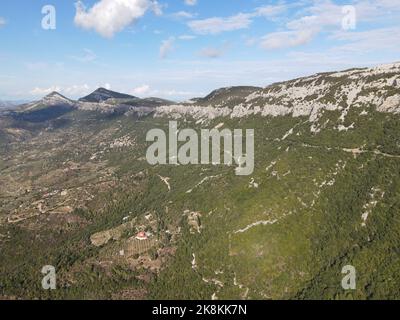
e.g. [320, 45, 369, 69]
[155, 62, 400, 125]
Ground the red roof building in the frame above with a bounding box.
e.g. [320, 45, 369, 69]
[136, 231, 148, 241]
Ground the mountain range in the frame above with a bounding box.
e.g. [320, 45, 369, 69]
[1, 62, 400, 300]
[0, 100, 29, 110]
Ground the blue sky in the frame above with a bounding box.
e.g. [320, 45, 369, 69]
[0, 0, 400, 101]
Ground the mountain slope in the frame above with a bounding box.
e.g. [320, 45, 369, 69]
[150, 62, 400, 300]
[157, 62, 400, 124]
[192, 86, 262, 106]
[20, 92, 76, 111]
[1, 62, 400, 300]
[13, 92, 77, 122]
[79, 88, 137, 103]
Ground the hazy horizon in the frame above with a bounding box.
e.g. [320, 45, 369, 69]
[1, 0, 400, 101]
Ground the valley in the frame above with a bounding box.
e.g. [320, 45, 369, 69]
[1, 62, 400, 300]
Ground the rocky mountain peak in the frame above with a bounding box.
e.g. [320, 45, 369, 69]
[79, 88, 137, 103]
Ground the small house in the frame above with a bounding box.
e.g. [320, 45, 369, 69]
[136, 231, 148, 241]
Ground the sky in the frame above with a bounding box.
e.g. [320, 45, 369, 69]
[0, 0, 400, 101]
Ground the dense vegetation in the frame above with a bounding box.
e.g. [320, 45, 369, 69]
[1, 65, 400, 299]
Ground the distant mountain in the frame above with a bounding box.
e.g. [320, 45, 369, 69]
[79, 88, 137, 103]
[18, 92, 76, 111]
[76, 88, 175, 114]
[0, 100, 28, 110]
[5, 89, 176, 120]
[15, 92, 77, 122]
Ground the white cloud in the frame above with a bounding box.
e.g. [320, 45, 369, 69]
[29, 84, 91, 97]
[64, 84, 91, 96]
[345, 0, 400, 22]
[172, 11, 195, 19]
[179, 34, 196, 40]
[69, 48, 97, 62]
[160, 37, 175, 59]
[257, 1, 342, 50]
[156, 89, 198, 97]
[261, 0, 400, 51]
[255, 4, 288, 18]
[286, 2, 343, 30]
[30, 86, 62, 96]
[0, 17, 6, 27]
[199, 47, 224, 58]
[261, 29, 316, 50]
[187, 3, 288, 35]
[130, 84, 198, 99]
[184, 0, 197, 6]
[330, 27, 400, 53]
[285, 27, 400, 67]
[244, 36, 257, 46]
[74, 0, 155, 38]
[102, 83, 111, 90]
[188, 13, 252, 35]
[199, 43, 230, 58]
[131, 84, 151, 95]
[151, 1, 163, 16]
